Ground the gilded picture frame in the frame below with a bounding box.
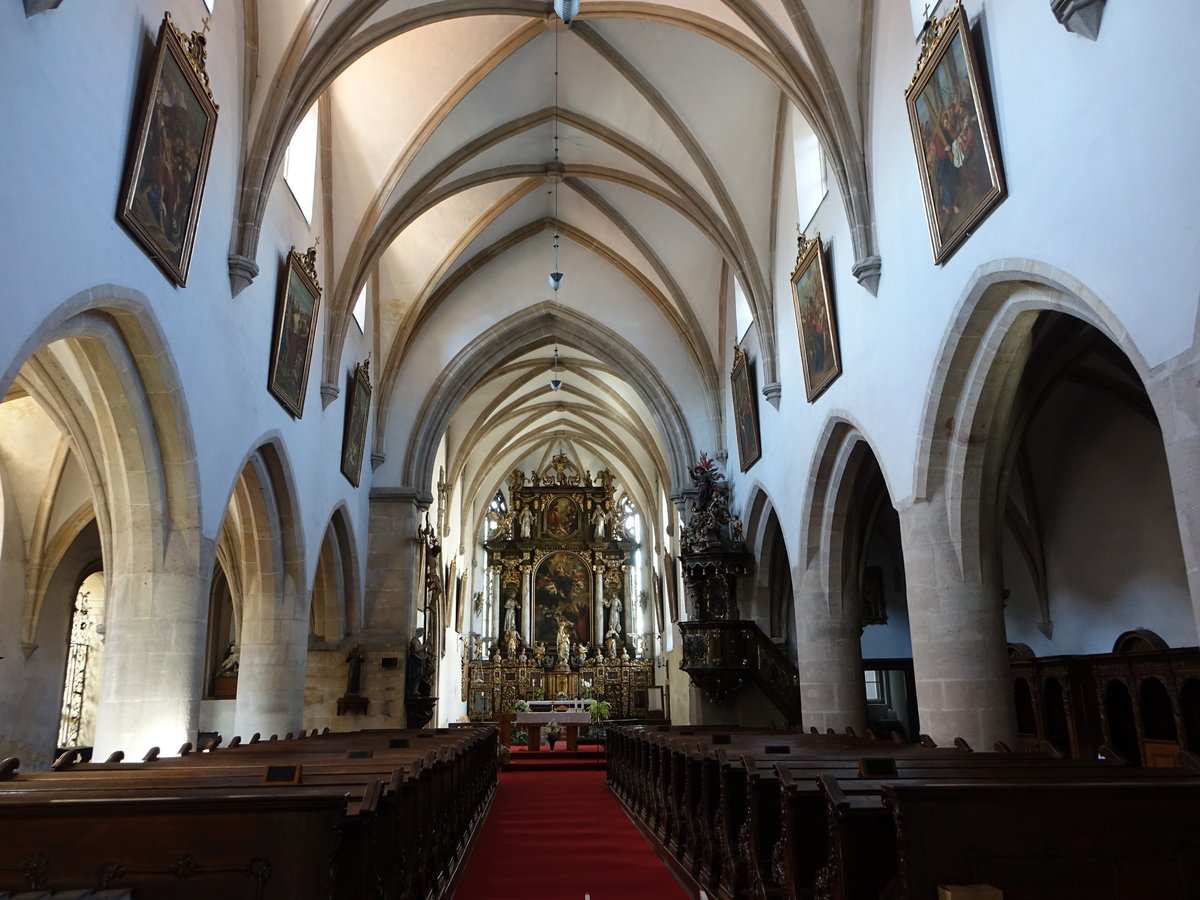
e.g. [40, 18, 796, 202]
[905, 1, 1006, 264]
[340, 360, 372, 487]
[117, 14, 218, 287]
[730, 345, 761, 471]
[267, 247, 322, 418]
[790, 233, 841, 402]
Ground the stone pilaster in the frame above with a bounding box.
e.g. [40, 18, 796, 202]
[364, 490, 429, 634]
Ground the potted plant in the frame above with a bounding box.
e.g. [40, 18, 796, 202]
[544, 720, 564, 750]
[587, 698, 612, 742]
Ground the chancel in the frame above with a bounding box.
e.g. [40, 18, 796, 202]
[2, 0, 1200, 898]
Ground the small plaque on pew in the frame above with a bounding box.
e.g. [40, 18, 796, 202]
[858, 757, 898, 777]
[711, 734, 732, 745]
[938, 886, 1003, 900]
[262, 764, 302, 784]
[346, 749, 373, 759]
[763, 745, 791, 754]
[389, 738, 410, 748]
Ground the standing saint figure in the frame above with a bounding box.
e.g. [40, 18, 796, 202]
[519, 505, 533, 538]
[591, 504, 608, 540]
[556, 615, 572, 662]
[607, 594, 623, 635]
[502, 588, 518, 633]
[345, 642, 365, 696]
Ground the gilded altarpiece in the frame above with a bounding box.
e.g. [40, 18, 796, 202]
[463, 453, 654, 720]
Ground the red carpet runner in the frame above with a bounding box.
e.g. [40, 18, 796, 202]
[453, 762, 690, 899]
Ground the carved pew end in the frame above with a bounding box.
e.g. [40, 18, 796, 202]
[250, 732, 262, 744]
[954, 737, 973, 752]
[0, 757, 19, 779]
[105, 750, 125, 763]
[918, 734, 938, 748]
[178, 741, 193, 756]
[993, 740, 1012, 753]
[142, 746, 160, 762]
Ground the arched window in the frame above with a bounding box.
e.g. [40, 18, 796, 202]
[486, 489, 507, 534]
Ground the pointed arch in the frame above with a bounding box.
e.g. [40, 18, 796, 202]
[390, 302, 699, 500]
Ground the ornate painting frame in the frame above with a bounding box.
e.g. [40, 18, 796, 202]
[267, 247, 322, 418]
[117, 13, 218, 287]
[905, 0, 1006, 265]
[730, 345, 761, 471]
[790, 233, 842, 402]
[340, 359, 371, 486]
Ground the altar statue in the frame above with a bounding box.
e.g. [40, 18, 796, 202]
[556, 616, 572, 662]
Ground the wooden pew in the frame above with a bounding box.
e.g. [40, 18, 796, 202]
[881, 778, 1200, 900]
[0, 726, 498, 900]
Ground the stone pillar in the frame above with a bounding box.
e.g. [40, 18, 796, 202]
[1150, 360, 1200, 645]
[897, 498, 1017, 749]
[92, 569, 208, 759]
[793, 565, 866, 734]
[364, 491, 429, 633]
[235, 607, 309, 739]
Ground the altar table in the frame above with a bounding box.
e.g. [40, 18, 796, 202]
[515, 711, 591, 751]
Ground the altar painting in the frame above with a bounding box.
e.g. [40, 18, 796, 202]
[534, 552, 592, 646]
[544, 495, 581, 538]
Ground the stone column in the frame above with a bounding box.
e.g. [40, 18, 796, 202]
[521, 563, 533, 643]
[793, 564, 866, 734]
[897, 498, 1017, 749]
[593, 564, 605, 645]
[623, 564, 634, 636]
[92, 569, 208, 759]
[486, 566, 499, 639]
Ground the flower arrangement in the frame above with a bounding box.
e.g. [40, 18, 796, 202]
[544, 720, 564, 749]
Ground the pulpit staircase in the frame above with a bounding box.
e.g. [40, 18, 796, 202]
[679, 619, 802, 726]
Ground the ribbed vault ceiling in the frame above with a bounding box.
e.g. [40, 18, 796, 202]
[235, 0, 875, 535]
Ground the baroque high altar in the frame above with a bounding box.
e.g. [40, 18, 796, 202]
[463, 453, 655, 720]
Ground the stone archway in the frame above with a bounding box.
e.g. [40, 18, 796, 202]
[0, 289, 205, 763]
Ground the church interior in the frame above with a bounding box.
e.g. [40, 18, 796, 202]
[3, 0, 1200, 897]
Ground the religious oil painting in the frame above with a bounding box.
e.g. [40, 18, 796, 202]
[268, 247, 322, 418]
[534, 551, 592, 647]
[544, 495, 581, 539]
[905, 1, 1005, 264]
[790, 233, 841, 402]
[340, 360, 371, 487]
[118, 14, 218, 286]
[730, 345, 761, 471]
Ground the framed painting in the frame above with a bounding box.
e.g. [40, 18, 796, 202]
[905, 0, 1005, 264]
[790, 232, 841, 402]
[730, 345, 761, 471]
[534, 551, 592, 646]
[543, 495, 581, 539]
[117, 13, 218, 287]
[268, 247, 322, 418]
[340, 359, 371, 486]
